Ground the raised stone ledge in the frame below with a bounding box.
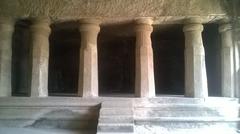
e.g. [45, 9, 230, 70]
[0, 97, 238, 107]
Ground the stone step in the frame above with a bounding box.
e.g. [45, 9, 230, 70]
[135, 117, 240, 122]
[101, 101, 133, 108]
[0, 119, 98, 129]
[134, 97, 239, 107]
[97, 124, 134, 133]
[135, 121, 239, 129]
[100, 108, 133, 116]
[0, 97, 102, 107]
[0, 107, 99, 120]
[97, 132, 133, 134]
[134, 108, 239, 117]
[0, 127, 97, 134]
[135, 124, 239, 134]
[98, 116, 134, 124]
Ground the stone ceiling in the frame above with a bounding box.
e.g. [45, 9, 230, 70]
[0, 0, 239, 25]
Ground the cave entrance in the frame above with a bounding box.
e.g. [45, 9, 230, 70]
[152, 24, 185, 95]
[203, 23, 221, 97]
[48, 22, 80, 96]
[98, 24, 135, 96]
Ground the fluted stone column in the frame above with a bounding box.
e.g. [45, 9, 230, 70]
[30, 18, 51, 97]
[183, 19, 208, 98]
[0, 18, 14, 97]
[219, 23, 235, 97]
[78, 19, 100, 97]
[135, 18, 155, 97]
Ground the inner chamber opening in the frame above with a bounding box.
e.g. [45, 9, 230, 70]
[203, 23, 221, 97]
[48, 21, 80, 96]
[12, 19, 32, 96]
[98, 24, 135, 96]
[152, 24, 185, 95]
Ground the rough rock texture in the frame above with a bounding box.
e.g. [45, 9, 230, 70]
[0, 0, 237, 24]
[0, 97, 239, 134]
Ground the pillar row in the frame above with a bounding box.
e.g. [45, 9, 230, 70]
[183, 19, 208, 98]
[219, 23, 235, 97]
[0, 18, 14, 97]
[134, 18, 155, 97]
[30, 18, 51, 97]
[78, 19, 100, 97]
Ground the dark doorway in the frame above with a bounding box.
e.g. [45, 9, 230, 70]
[48, 22, 80, 96]
[12, 19, 32, 96]
[98, 24, 135, 96]
[203, 23, 221, 96]
[152, 24, 185, 95]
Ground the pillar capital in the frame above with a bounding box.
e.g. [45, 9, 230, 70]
[183, 17, 203, 32]
[30, 17, 51, 34]
[135, 18, 153, 32]
[0, 17, 15, 32]
[135, 17, 153, 25]
[79, 18, 100, 32]
[219, 23, 232, 33]
[183, 24, 203, 32]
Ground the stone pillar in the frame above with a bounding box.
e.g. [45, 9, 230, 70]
[233, 23, 240, 98]
[30, 18, 51, 97]
[219, 23, 235, 97]
[78, 19, 100, 97]
[135, 18, 155, 97]
[183, 19, 208, 98]
[0, 18, 14, 97]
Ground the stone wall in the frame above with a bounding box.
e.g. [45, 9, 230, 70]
[0, 0, 235, 23]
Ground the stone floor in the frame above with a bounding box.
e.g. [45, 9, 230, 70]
[0, 96, 239, 134]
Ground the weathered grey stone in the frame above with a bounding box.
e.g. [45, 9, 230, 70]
[100, 108, 133, 116]
[134, 106, 239, 118]
[78, 18, 100, 97]
[183, 18, 208, 98]
[0, 0, 235, 22]
[135, 123, 239, 134]
[30, 17, 51, 97]
[97, 100, 134, 133]
[135, 18, 155, 98]
[0, 17, 14, 97]
[0, 97, 239, 133]
[0, 127, 96, 134]
[99, 116, 134, 124]
[97, 124, 134, 133]
[219, 23, 235, 97]
[232, 22, 240, 98]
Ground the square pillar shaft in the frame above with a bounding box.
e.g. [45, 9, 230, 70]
[233, 24, 240, 98]
[0, 18, 14, 97]
[183, 19, 208, 98]
[219, 23, 234, 97]
[30, 18, 51, 97]
[135, 18, 155, 97]
[78, 19, 100, 97]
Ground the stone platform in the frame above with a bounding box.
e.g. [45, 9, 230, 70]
[0, 97, 239, 134]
